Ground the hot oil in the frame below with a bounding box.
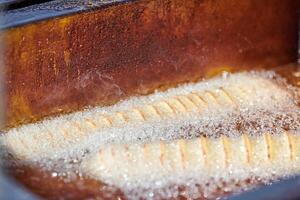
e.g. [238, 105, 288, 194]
[2, 64, 300, 200]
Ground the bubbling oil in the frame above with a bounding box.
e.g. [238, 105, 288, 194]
[1, 66, 300, 200]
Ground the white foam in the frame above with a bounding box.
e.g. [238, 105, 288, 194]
[1, 71, 300, 199]
[0, 72, 299, 162]
[81, 131, 300, 199]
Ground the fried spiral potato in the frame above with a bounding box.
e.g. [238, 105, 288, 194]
[0, 73, 295, 162]
[81, 132, 300, 189]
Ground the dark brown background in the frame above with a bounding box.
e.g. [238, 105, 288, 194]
[1, 0, 299, 128]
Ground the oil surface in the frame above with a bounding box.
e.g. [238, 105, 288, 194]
[2, 64, 300, 200]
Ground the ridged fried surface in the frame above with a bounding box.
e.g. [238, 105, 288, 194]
[1, 73, 294, 161]
[1, 71, 300, 200]
[82, 132, 300, 188]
